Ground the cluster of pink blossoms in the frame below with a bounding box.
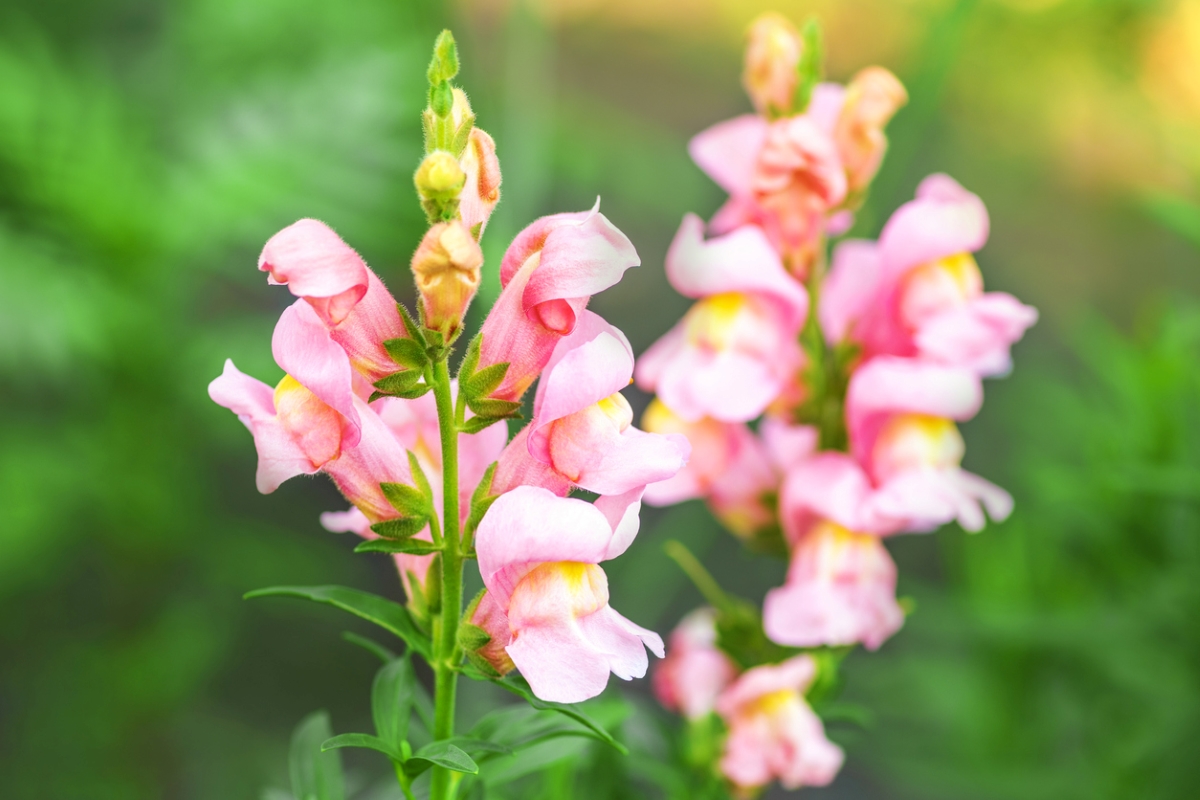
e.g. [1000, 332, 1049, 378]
[210, 83, 691, 706]
[644, 14, 1037, 796]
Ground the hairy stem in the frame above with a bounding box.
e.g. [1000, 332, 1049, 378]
[429, 358, 463, 800]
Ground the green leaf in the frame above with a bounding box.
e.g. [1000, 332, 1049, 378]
[466, 398, 522, 420]
[319, 732, 402, 761]
[793, 18, 824, 115]
[373, 369, 422, 396]
[290, 712, 346, 800]
[369, 517, 427, 540]
[373, 657, 416, 748]
[341, 632, 396, 664]
[244, 585, 431, 659]
[443, 737, 512, 757]
[494, 674, 627, 753]
[355, 539, 443, 556]
[390, 383, 433, 400]
[407, 451, 434, 499]
[381, 482, 431, 519]
[464, 361, 509, 400]
[384, 337, 430, 370]
[403, 741, 478, 778]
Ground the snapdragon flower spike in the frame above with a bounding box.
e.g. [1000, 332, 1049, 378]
[474, 202, 639, 405]
[474, 486, 664, 703]
[321, 385, 508, 597]
[822, 174, 1037, 375]
[715, 655, 844, 795]
[652, 607, 738, 720]
[763, 519, 904, 650]
[260, 219, 408, 446]
[636, 215, 808, 423]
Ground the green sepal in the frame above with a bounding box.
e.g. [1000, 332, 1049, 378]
[463, 462, 498, 544]
[397, 303, 425, 344]
[450, 113, 475, 158]
[793, 18, 824, 114]
[429, 81, 453, 117]
[290, 712, 346, 800]
[369, 517, 427, 540]
[457, 622, 491, 652]
[372, 369, 422, 397]
[423, 554, 442, 615]
[384, 338, 430, 371]
[407, 451, 434, 500]
[244, 585, 431, 659]
[403, 741, 478, 778]
[458, 414, 509, 435]
[320, 732, 402, 761]
[355, 539, 442, 556]
[382, 383, 432, 401]
[468, 398, 522, 419]
[464, 649, 502, 678]
[463, 362, 509, 400]
[469, 221, 483, 240]
[381, 481, 431, 520]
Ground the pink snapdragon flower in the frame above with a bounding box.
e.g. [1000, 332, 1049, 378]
[474, 486, 664, 703]
[260, 219, 408, 446]
[689, 91, 847, 273]
[209, 361, 412, 520]
[320, 385, 508, 597]
[763, 519, 904, 650]
[477, 204, 640, 403]
[715, 655, 844, 795]
[653, 608, 738, 720]
[822, 175, 1037, 375]
[636, 215, 808, 423]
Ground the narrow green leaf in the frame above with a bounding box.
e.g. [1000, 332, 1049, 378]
[290, 712, 346, 800]
[373, 657, 416, 748]
[443, 737, 511, 757]
[369, 517, 428, 540]
[494, 674, 627, 753]
[341, 632, 396, 663]
[384, 338, 430, 370]
[381, 482, 431, 519]
[463, 361, 509, 400]
[319, 732, 402, 761]
[403, 742, 478, 778]
[355, 539, 443, 556]
[244, 585, 430, 659]
[793, 18, 824, 114]
[458, 415, 503, 435]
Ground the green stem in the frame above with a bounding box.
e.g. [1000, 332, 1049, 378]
[429, 357, 463, 800]
[663, 540, 734, 615]
[395, 761, 417, 800]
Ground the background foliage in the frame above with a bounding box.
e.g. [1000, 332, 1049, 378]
[1, 0, 1198, 797]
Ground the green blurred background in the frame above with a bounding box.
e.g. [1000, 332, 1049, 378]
[3, 0, 1200, 797]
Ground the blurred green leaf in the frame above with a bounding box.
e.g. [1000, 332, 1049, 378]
[290, 712, 345, 800]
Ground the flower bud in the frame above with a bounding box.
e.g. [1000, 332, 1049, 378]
[459, 127, 501, 236]
[834, 66, 908, 194]
[462, 590, 515, 677]
[743, 13, 802, 117]
[415, 150, 466, 202]
[411, 220, 483, 336]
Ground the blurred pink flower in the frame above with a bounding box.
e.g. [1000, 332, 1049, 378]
[260, 219, 408, 447]
[636, 215, 808, 422]
[742, 13, 802, 116]
[475, 486, 664, 703]
[822, 175, 1037, 375]
[478, 203, 639, 403]
[833, 67, 908, 195]
[763, 519, 904, 650]
[653, 608, 738, 720]
[715, 655, 844, 794]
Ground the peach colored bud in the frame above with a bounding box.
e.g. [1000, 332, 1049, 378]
[411, 220, 483, 335]
[834, 67, 908, 193]
[414, 150, 466, 202]
[459, 127, 501, 236]
[743, 13, 802, 117]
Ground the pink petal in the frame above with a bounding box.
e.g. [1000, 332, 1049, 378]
[493, 426, 574, 498]
[760, 417, 819, 472]
[319, 506, 372, 537]
[821, 239, 882, 343]
[259, 219, 369, 326]
[564, 424, 691, 497]
[807, 83, 847, 134]
[592, 487, 645, 560]
[879, 174, 989, 280]
[665, 215, 809, 327]
[208, 359, 317, 493]
[476, 486, 617, 606]
[914, 292, 1038, 376]
[531, 316, 634, 442]
[688, 114, 768, 196]
[716, 656, 817, 716]
[633, 321, 685, 396]
[780, 453, 878, 538]
[506, 615, 617, 704]
[272, 301, 362, 447]
[656, 345, 791, 423]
